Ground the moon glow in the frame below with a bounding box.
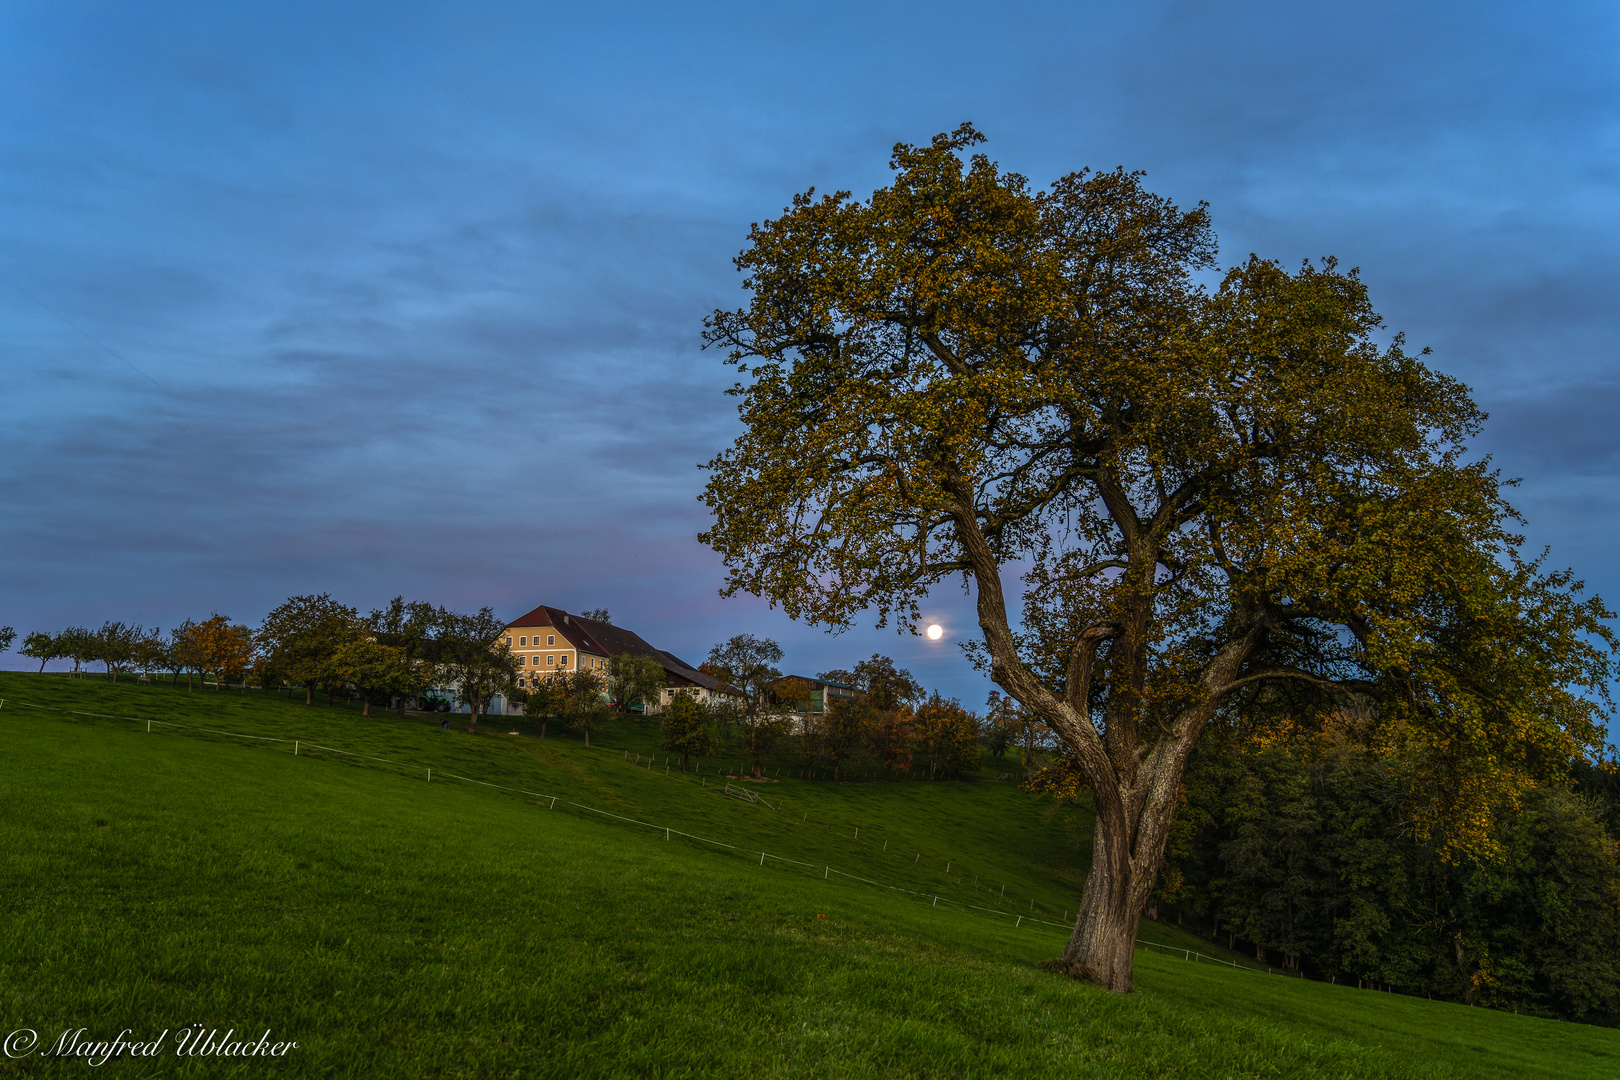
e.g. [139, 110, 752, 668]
[926, 624, 943, 640]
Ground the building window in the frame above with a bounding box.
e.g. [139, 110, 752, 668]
[547, 635, 555, 646]
[520, 636, 527, 646]
[547, 655, 555, 666]
[560, 655, 569, 667]
[518, 655, 527, 666]
[516, 677, 525, 688]
[505, 636, 512, 647]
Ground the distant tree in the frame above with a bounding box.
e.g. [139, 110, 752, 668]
[853, 655, 924, 711]
[437, 607, 520, 733]
[660, 689, 717, 771]
[805, 696, 873, 780]
[606, 653, 666, 715]
[19, 631, 60, 673]
[985, 691, 1047, 778]
[333, 638, 422, 718]
[528, 669, 610, 745]
[912, 693, 981, 779]
[0, 625, 13, 654]
[190, 615, 253, 690]
[168, 620, 202, 689]
[258, 594, 362, 705]
[57, 627, 96, 677]
[130, 627, 169, 681]
[94, 621, 141, 682]
[365, 597, 445, 716]
[706, 634, 792, 777]
[580, 608, 612, 624]
[865, 704, 915, 779]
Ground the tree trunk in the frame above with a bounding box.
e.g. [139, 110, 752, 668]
[362, 697, 371, 718]
[305, 682, 314, 706]
[1058, 810, 1160, 992]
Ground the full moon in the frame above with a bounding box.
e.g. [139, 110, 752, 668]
[926, 624, 943, 640]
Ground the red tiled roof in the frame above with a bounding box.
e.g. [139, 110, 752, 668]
[505, 605, 734, 695]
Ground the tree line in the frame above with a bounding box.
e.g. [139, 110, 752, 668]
[4, 608, 1014, 775]
[519, 634, 998, 781]
[7, 596, 527, 728]
[1029, 718, 1620, 1025]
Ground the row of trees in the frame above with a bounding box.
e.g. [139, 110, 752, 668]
[10, 596, 527, 728]
[520, 638, 995, 780]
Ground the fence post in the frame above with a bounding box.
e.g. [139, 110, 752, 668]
[824, 866, 828, 878]
[426, 769, 431, 782]
[760, 852, 765, 865]
[1017, 916, 1022, 927]
[295, 741, 299, 756]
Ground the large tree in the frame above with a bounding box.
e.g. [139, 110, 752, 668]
[698, 125, 1616, 991]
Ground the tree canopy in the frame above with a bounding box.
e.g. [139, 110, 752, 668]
[699, 124, 1615, 991]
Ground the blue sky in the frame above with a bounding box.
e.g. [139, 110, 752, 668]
[3, 1, 1618, 710]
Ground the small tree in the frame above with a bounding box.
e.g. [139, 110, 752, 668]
[190, 615, 250, 690]
[529, 669, 610, 746]
[94, 621, 141, 682]
[660, 689, 716, 771]
[607, 653, 666, 715]
[19, 631, 60, 673]
[57, 627, 96, 677]
[986, 691, 1047, 778]
[366, 597, 444, 717]
[258, 593, 362, 706]
[806, 696, 873, 780]
[866, 704, 915, 779]
[913, 693, 981, 779]
[333, 638, 422, 718]
[437, 607, 520, 733]
[707, 634, 792, 777]
[0, 626, 13, 654]
[168, 621, 202, 689]
[131, 627, 169, 682]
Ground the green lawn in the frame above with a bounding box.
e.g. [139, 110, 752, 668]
[1, 672, 1613, 1077]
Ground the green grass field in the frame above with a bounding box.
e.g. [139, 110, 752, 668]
[1, 672, 1614, 1078]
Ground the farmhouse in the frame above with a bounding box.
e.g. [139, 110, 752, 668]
[504, 605, 737, 711]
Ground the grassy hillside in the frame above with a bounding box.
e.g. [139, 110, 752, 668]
[1, 673, 1614, 1078]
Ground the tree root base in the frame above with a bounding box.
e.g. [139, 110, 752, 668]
[1036, 958, 1108, 987]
